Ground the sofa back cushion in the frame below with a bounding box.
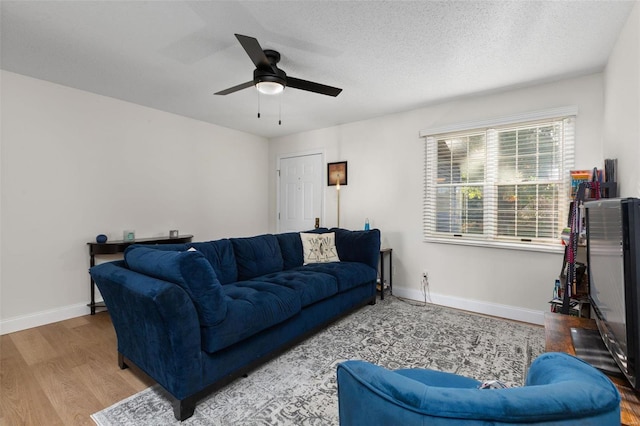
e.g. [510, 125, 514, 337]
[124, 246, 227, 326]
[133, 243, 190, 252]
[231, 234, 284, 280]
[276, 228, 331, 269]
[331, 228, 381, 270]
[188, 240, 238, 284]
[276, 232, 303, 269]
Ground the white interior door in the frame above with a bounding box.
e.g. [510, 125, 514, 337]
[278, 153, 323, 232]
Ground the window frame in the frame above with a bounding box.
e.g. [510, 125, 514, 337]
[420, 107, 577, 253]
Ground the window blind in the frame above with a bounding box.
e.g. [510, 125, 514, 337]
[423, 112, 575, 248]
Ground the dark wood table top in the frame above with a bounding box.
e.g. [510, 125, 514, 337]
[545, 312, 640, 425]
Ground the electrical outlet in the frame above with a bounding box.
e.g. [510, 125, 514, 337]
[421, 270, 430, 305]
[422, 271, 429, 289]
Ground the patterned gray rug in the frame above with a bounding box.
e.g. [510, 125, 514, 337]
[91, 296, 544, 425]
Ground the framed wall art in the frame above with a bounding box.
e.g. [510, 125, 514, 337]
[327, 161, 347, 186]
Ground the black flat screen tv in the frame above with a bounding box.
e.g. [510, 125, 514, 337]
[585, 197, 640, 391]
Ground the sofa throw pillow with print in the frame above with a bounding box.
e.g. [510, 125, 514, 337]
[300, 232, 340, 264]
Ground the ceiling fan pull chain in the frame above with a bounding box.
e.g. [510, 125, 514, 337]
[257, 92, 261, 118]
[278, 93, 282, 125]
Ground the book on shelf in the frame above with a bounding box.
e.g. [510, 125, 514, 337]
[570, 170, 592, 197]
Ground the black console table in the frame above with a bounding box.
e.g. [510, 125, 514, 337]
[87, 234, 193, 314]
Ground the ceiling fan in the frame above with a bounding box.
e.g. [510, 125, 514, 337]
[215, 34, 342, 97]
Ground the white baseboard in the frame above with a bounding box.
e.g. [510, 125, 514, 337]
[0, 302, 93, 335]
[2, 289, 545, 335]
[392, 287, 545, 326]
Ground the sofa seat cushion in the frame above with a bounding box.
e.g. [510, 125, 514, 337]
[252, 270, 338, 307]
[201, 281, 301, 353]
[187, 240, 238, 284]
[231, 235, 284, 280]
[294, 262, 377, 293]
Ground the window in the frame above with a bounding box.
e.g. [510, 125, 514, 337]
[422, 108, 576, 250]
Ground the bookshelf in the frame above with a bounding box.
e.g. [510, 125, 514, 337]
[554, 163, 617, 317]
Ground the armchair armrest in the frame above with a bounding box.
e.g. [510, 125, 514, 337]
[338, 356, 621, 425]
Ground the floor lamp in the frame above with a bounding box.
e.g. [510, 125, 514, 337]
[336, 175, 340, 228]
[328, 161, 347, 229]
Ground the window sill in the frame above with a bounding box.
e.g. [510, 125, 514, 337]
[423, 236, 565, 254]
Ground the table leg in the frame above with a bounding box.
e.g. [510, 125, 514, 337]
[389, 249, 393, 295]
[379, 251, 385, 300]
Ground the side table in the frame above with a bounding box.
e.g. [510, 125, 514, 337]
[87, 234, 193, 314]
[379, 248, 393, 299]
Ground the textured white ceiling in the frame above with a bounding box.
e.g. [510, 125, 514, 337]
[1, 1, 636, 139]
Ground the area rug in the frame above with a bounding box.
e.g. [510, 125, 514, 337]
[91, 296, 544, 425]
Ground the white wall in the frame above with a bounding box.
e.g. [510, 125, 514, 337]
[4, 7, 636, 332]
[0, 71, 269, 333]
[269, 73, 605, 324]
[603, 1, 640, 197]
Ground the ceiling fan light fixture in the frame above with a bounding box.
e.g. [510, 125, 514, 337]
[215, 35, 342, 97]
[256, 81, 284, 95]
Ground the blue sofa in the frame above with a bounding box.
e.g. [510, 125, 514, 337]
[337, 352, 621, 425]
[90, 228, 380, 420]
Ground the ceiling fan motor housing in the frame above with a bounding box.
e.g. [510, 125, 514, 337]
[254, 49, 287, 87]
[263, 49, 281, 65]
[254, 67, 287, 87]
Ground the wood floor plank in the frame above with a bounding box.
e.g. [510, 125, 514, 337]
[38, 322, 98, 368]
[74, 357, 138, 407]
[32, 354, 108, 425]
[9, 328, 62, 366]
[0, 336, 64, 426]
[0, 334, 21, 361]
[0, 313, 152, 425]
[62, 315, 91, 329]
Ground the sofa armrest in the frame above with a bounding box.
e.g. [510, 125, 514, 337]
[331, 228, 381, 270]
[90, 261, 203, 400]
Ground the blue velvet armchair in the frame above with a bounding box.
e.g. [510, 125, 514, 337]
[337, 352, 620, 425]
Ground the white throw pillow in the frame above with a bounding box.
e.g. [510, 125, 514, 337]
[300, 232, 340, 264]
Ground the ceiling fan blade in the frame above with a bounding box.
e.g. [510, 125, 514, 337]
[235, 34, 276, 72]
[214, 80, 255, 95]
[287, 77, 342, 97]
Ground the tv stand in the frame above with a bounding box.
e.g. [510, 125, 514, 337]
[545, 312, 640, 425]
[570, 327, 624, 377]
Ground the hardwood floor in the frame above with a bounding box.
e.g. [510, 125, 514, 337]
[0, 312, 154, 425]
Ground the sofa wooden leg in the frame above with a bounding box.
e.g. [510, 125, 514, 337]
[173, 398, 196, 421]
[118, 352, 128, 370]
